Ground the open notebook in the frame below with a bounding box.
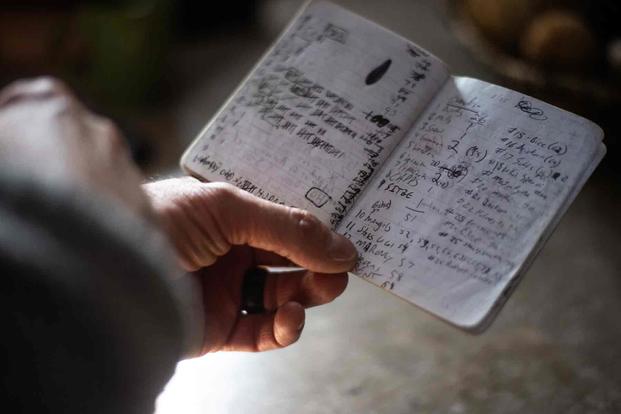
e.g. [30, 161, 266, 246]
[181, 1, 606, 331]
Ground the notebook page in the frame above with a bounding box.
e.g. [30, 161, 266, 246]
[478, 140, 606, 330]
[182, 1, 448, 226]
[339, 77, 604, 329]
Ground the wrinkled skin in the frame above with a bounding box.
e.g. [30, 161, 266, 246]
[144, 178, 356, 353]
[0, 78, 357, 356]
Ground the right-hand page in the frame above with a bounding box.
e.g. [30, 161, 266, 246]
[339, 76, 605, 330]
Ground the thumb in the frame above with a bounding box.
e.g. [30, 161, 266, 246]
[210, 183, 358, 274]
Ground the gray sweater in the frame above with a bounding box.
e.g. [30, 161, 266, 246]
[0, 164, 191, 413]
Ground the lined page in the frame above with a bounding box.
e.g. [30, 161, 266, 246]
[182, 1, 448, 226]
[340, 77, 604, 328]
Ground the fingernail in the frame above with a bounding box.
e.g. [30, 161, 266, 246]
[297, 321, 305, 330]
[329, 232, 358, 262]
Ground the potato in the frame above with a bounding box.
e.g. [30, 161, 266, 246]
[467, 0, 543, 48]
[520, 10, 598, 70]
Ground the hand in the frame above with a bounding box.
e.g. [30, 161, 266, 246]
[143, 177, 358, 354]
[0, 77, 150, 217]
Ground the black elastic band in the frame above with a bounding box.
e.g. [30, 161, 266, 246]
[240, 267, 267, 315]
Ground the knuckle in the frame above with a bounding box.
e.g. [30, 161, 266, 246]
[168, 192, 194, 215]
[291, 208, 324, 239]
[1, 77, 73, 107]
[208, 182, 242, 207]
[46, 94, 74, 116]
[22, 77, 72, 100]
[99, 119, 124, 147]
[90, 116, 130, 158]
[98, 117, 119, 133]
[180, 253, 200, 272]
[183, 182, 236, 252]
[33, 77, 70, 96]
[206, 183, 243, 240]
[290, 208, 315, 227]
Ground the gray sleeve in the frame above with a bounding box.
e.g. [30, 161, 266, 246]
[0, 166, 188, 414]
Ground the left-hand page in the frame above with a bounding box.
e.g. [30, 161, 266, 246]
[181, 1, 448, 226]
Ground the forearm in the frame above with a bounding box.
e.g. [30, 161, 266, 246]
[0, 165, 187, 413]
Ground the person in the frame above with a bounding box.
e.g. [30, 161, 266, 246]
[0, 78, 358, 413]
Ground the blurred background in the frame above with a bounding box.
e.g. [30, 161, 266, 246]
[1, 0, 620, 413]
